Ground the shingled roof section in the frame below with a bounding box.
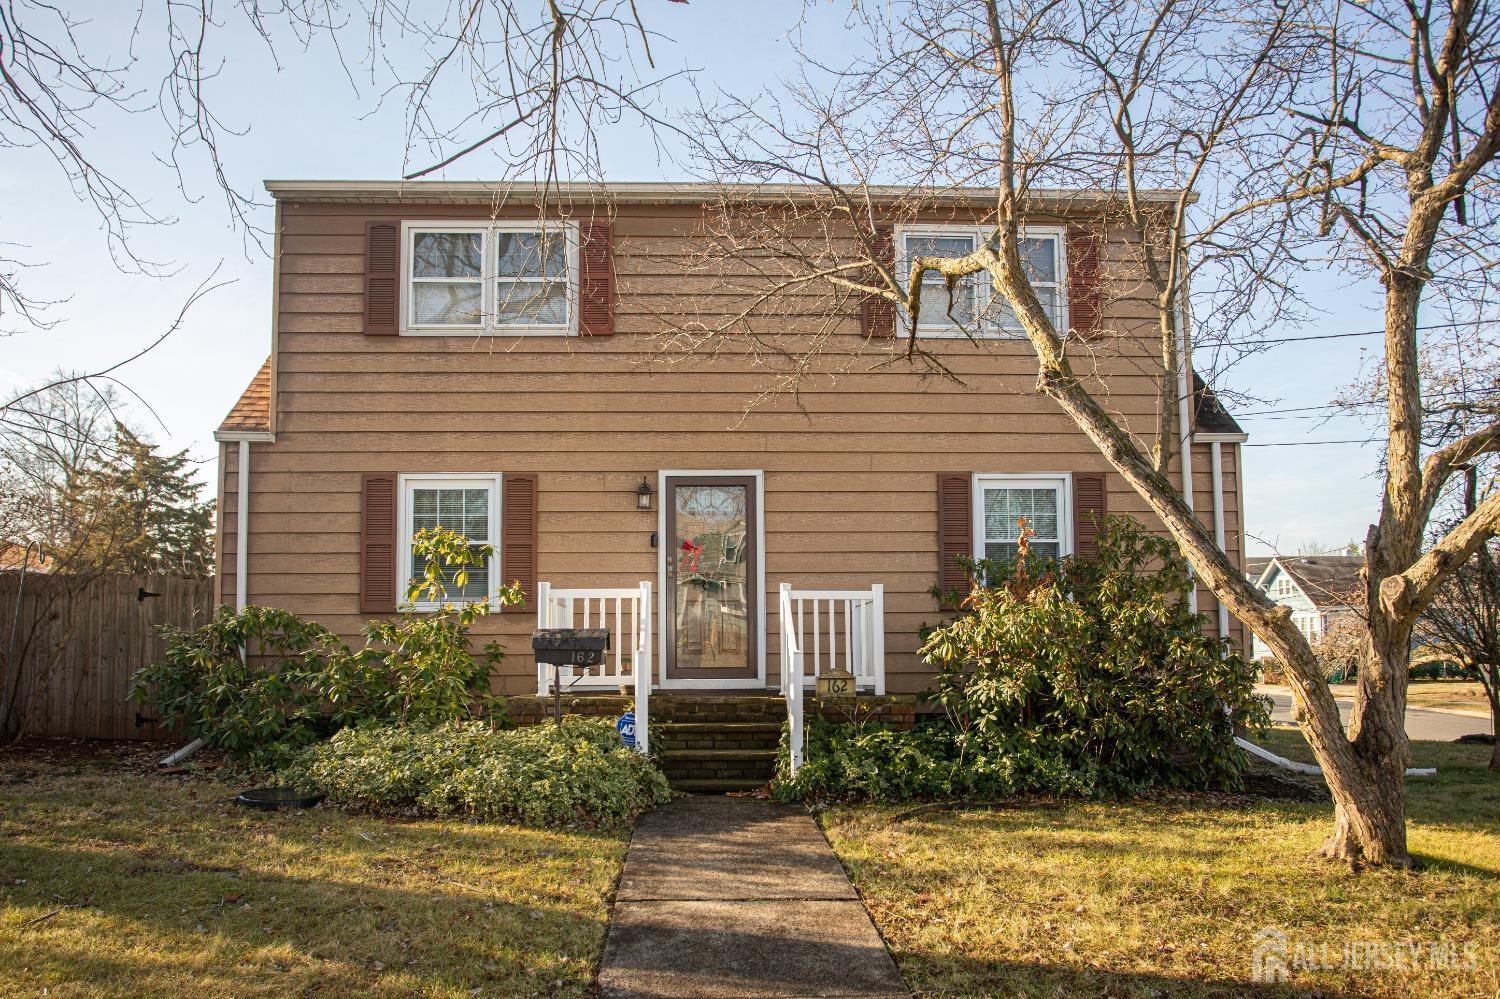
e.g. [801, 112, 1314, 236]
[1277, 554, 1365, 609]
[1192, 372, 1245, 436]
[218, 359, 271, 434]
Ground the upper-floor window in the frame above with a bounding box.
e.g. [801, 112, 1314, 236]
[896, 225, 1066, 337]
[403, 222, 577, 335]
[1272, 574, 1295, 599]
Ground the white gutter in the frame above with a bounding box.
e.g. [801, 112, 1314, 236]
[1210, 442, 1229, 640]
[263, 179, 1196, 206]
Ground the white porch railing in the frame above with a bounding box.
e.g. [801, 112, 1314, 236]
[776, 583, 885, 694]
[534, 581, 652, 754]
[777, 582, 886, 774]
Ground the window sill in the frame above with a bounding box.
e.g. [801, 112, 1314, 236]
[403, 599, 501, 614]
[401, 327, 575, 337]
[914, 327, 1033, 339]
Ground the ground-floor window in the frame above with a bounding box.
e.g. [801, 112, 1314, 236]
[399, 474, 502, 609]
[973, 473, 1072, 561]
[1292, 612, 1323, 642]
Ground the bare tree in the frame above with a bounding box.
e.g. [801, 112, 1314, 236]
[1421, 484, 1500, 770]
[2, 0, 678, 382]
[678, 0, 1500, 866]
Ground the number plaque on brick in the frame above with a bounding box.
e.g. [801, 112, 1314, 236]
[816, 667, 855, 697]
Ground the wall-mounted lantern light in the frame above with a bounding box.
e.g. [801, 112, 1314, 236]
[636, 478, 654, 511]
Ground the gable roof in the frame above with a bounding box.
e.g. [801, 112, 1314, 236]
[217, 359, 271, 435]
[1245, 556, 1273, 579]
[1193, 372, 1245, 436]
[1265, 554, 1365, 609]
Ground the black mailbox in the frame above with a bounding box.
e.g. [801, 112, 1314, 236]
[532, 628, 610, 667]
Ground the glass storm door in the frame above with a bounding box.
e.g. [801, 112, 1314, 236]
[665, 476, 757, 680]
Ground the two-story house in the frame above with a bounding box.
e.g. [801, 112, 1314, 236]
[211, 180, 1249, 775]
[1249, 554, 1364, 660]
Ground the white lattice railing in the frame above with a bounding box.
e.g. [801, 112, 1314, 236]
[776, 583, 885, 695]
[534, 581, 652, 753]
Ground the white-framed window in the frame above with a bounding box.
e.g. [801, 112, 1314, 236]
[973, 473, 1073, 562]
[1293, 612, 1322, 642]
[1271, 573, 1296, 599]
[402, 221, 578, 335]
[896, 224, 1067, 337]
[398, 473, 502, 610]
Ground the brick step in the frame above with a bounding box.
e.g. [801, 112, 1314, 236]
[651, 721, 782, 752]
[659, 748, 779, 762]
[648, 696, 787, 724]
[659, 747, 778, 783]
[655, 721, 783, 734]
[670, 778, 771, 795]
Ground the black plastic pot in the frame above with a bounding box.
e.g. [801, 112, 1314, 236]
[234, 787, 324, 810]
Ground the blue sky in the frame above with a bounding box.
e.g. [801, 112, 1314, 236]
[1, 2, 1388, 555]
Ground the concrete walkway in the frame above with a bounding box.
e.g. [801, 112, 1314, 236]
[599, 796, 910, 998]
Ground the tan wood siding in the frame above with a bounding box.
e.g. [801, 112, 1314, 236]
[224, 199, 1249, 695]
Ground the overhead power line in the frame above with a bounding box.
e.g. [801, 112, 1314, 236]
[1247, 319, 1493, 346]
[1242, 439, 1372, 447]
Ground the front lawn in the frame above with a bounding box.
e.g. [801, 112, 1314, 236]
[0, 741, 627, 998]
[821, 731, 1499, 998]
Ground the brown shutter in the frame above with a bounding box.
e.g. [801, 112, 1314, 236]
[860, 225, 897, 338]
[578, 222, 614, 335]
[502, 473, 538, 611]
[1074, 472, 1108, 559]
[365, 221, 400, 335]
[936, 473, 972, 603]
[360, 473, 398, 613]
[1066, 224, 1102, 339]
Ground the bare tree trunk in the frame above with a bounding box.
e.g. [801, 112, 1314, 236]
[1317, 613, 1414, 865]
[1486, 678, 1500, 771]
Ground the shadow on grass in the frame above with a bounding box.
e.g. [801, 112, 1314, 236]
[0, 819, 614, 996]
[891, 950, 1351, 998]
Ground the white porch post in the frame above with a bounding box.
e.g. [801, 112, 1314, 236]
[1210, 442, 1229, 641]
[635, 580, 651, 754]
[535, 581, 552, 695]
[870, 583, 886, 695]
[236, 440, 250, 612]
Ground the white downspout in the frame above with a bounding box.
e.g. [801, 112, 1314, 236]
[1210, 441, 1229, 640]
[236, 439, 250, 612]
[1175, 298, 1197, 614]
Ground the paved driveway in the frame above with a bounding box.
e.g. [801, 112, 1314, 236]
[1258, 685, 1493, 742]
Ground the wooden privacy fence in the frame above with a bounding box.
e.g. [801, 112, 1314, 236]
[1, 572, 215, 741]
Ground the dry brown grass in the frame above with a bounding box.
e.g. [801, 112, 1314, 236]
[822, 732, 1500, 998]
[0, 740, 627, 997]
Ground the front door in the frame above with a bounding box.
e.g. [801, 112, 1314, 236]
[665, 476, 757, 681]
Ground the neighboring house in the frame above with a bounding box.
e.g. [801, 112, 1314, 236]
[1249, 555, 1364, 660]
[0, 543, 49, 572]
[212, 181, 1249, 712]
[1244, 556, 1272, 584]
